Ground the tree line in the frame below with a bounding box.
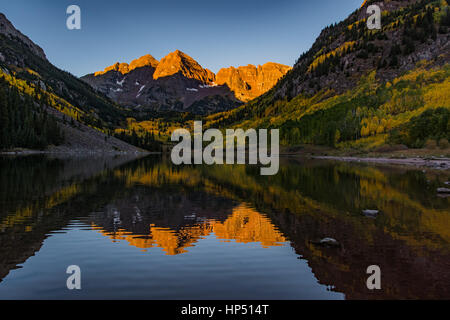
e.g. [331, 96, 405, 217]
[113, 130, 162, 152]
[0, 76, 64, 150]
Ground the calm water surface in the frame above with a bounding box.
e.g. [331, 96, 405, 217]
[0, 155, 448, 299]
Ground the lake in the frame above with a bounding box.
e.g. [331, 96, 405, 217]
[0, 154, 448, 299]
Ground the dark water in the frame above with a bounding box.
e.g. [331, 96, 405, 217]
[0, 155, 449, 300]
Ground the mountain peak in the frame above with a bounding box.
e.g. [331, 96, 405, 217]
[173, 49, 185, 56]
[94, 54, 159, 76]
[129, 54, 159, 70]
[153, 50, 215, 83]
[0, 12, 47, 60]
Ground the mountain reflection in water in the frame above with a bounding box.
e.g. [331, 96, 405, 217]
[92, 203, 286, 256]
[0, 155, 448, 299]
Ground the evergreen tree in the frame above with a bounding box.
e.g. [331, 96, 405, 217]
[0, 77, 64, 150]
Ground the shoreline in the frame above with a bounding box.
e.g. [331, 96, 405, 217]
[0, 149, 158, 156]
[311, 155, 450, 169]
[2, 149, 449, 170]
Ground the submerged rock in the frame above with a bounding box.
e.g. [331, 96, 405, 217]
[363, 209, 379, 218]
[311, 238, 340, 248]
[437, 188, 450, 194]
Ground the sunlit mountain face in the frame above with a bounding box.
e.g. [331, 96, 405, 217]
[0, 155, 448, 299]
[81, 50, 292, 114]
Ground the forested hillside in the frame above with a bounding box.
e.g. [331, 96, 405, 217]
[203, 0, 450, 152]
[0, 76, 64, 150]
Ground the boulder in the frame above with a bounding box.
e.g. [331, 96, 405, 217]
[437, 188, 450, 194]
[311, 237, 340, 247]
[363, 209, 379, 218]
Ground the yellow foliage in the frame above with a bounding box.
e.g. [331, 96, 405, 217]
[308, 42, 356, 72]
[0, 68, 86, 122]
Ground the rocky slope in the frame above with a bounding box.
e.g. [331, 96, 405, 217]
[0, 13, 46, 60]
[276, 0, 449, 99]
[82, 51, 290, 114]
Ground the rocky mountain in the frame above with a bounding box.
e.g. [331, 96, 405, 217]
[81, 51, 290, 115]
[95, 54, 159, 76]
[216, 63, 292, 102]
[206, 0, 450, 151]
[0, 12, 146, 152]
[153, 50, 215, 83]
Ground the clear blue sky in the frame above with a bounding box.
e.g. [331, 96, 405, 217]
[2, 0, 363, 77]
